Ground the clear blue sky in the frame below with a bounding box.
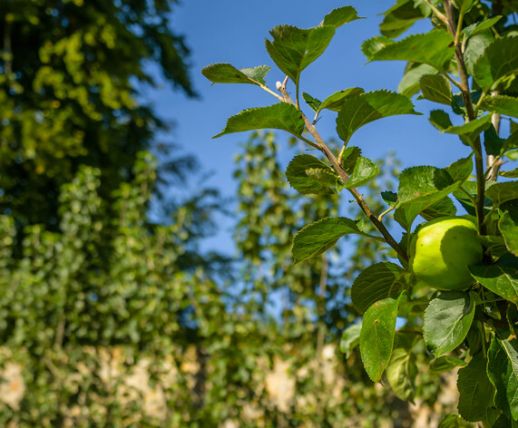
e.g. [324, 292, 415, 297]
[146, 1, 468, 252]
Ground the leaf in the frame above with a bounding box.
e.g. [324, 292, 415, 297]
[431, 114, 493, 147]
[487, 182, 518, 206]
[464, 32, 494, 76]
[470, 255, 518, 304]
[457, 0, 477, 13]
[285, 154, 338, 195]
[443, 115, 493, 136]
[340, 322, 362, 358]
[321, 6, 361, 28]
[214, 103, 305, 138]
[351, 262, 404, 313]
[439, 414, 474, 428]
[362, 36, 393, 59]
[292, 217, 365, 263]
[420, 74, 452, 105]
[395, 166, 460, 230]
[430, 355, 467, 373]
[446, 156, 473, 183]
[265, 25, 336, 84]
[302, 92, 321, 111]
[487, 337, 518, 421]
[341, 147, 380, 188]
[317, 87, 364, 113]
[386, 347, 416, 400]
[463, 16, 502, 38]
[336, 90, 418, 143]
[480, 95, 518, 118]
[429, 109, 454, 131]
[380, 0, 427, 38]
[473, 37, 518, 90]
[500, 210, 518, 256]
[423, 291, 475, 356]
[399, 64, 438, 97]
[485, 126, 506, 156]
[368, 29, 455, 70]
[500, 340, 518, 421]
[202, 63, 270, 85]
[420, 197, 457, 221]
[457, 353, 495, 422]
[501, 168, 518, 178]
[360, 296, 399, 382]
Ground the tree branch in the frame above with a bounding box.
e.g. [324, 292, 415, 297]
[444, 0, 487, 235]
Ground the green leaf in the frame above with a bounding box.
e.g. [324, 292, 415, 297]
[380, 0, 427, 38]
[438, 414, 474, 428]
[430, 355, 467, 373]
[368, 29, 455, 70]
[336, 90, 418, 143]
[302, 92, 321, 111]
[463, 16, 502, 38]
[360, 296, 399, 382]
[340, 322, 362, 358]
[480, 95, 518, 118]
[265, 25, 336, 84]
[317, 87, 364, 113]
[473, 37, 518, 90]
[470, 256, 518, 304]
[386, 347, 417, 400]
[362, 36, 393, 59]
[443, 115, 493, 136]
[500, 339, 518, 421]
[423, 291, 475, 356]
[202, 63, 271, 85]
[341, 147, 380, 188]
[487, 337, 518, 421]
[292, 217, 365, 263]
[429, 109, 453, 131]
[214, 103, 305, 138]
[431, 114, 492, 147]
[351, 262, 404, 313]
[457, 353, 495, 422]
[321, 6, 361, 28]
[398, 64, 438, 97]
[446, 156, 473, 183]
[420, 74, 452, 105]
[420, 197, 457, 221]
[464, 32, 494, 76]
[500, 210, 518, 256]
[285, 154, 338, 195]
[501, 168, 518, 178]
[395, 166, 460, 229]
[454, 0, 476, 14]
[487, 182, 518, 206]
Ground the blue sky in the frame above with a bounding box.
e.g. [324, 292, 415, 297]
[146, 1, 469, 252]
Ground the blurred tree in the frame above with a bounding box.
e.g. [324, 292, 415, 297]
[0, 0, 194, 230]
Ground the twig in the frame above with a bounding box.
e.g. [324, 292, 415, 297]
[487, 90, 502, 181]
[423, 0, 449, 26]
[259, 75, 408, 262]
[444, 0, 487, 235]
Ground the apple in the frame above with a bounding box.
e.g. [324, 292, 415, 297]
[409, 217, 483, 291]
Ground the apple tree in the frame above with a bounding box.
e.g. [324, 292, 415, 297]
[203, 1, 518, 425]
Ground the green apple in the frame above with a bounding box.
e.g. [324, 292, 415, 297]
[409, 217, 483, 291]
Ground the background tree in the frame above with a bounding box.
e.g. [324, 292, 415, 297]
[0, 0, 194, 229]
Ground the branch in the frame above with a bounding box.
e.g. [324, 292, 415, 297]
[444, 0, 487, 235]
[302, 115, 408, 262]
[265, 77, 408, 262]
